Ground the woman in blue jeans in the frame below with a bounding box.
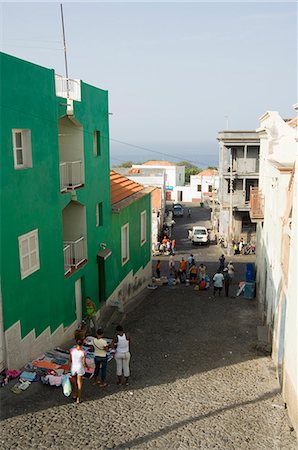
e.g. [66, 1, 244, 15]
[93, 329, 109, 387]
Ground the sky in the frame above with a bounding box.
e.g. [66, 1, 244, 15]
[1, 2, 297, 168]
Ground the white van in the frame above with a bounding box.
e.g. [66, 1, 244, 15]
[191, 226, 209, 245]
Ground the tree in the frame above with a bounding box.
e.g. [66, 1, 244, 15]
[113, 161, 133, 168]
[207, 165, 218, 170]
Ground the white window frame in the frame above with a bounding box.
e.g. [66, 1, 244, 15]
[12, 129, 32, 169]
[140, 210, 146, 246]
[18, 229, 40, 279]
[121, 223, 129, 265]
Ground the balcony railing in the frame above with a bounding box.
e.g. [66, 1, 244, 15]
[60, 161, 84, 191]
[55, 74, 81, 101]
[64, 237, 86, 270]
[63, 244, 72, 275]
[250, 187, 264, 222]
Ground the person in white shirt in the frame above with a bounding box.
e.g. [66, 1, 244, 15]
[67, 339, 89, 404]
[213, 270, 224, 296]
[112, 325, 131, 386]
[93, 328, 109, 387]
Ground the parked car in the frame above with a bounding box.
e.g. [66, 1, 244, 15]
[191, 226, 209, 245]
[173, 204, 184, 217]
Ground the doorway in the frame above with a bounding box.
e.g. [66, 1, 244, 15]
[75, 278, 82, 326]
[177, 191, 183, 202]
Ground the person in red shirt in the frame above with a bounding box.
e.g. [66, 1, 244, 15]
[156, 260, 161, 278]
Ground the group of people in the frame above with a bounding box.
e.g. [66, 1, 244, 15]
[67, 323, 131, 404]
[158, 235, 176, 254]
[156, 254, 210, 288]
[212, 254, 235, 296]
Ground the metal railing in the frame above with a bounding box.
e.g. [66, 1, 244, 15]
[59, 160, 83, 191]
[64, 237, 86, 269]
[63, 244, 72, 275]
[55, 74, 81, 101]
[249, 187, 264, 221]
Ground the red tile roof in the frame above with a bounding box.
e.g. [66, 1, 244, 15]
[142, 160, 174, 166]
[197, 169, 218, 177]
[110, 170, 145, 205]
[286, 117, 297, 128]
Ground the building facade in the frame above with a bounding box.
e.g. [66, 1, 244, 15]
[0, 53, 151, 369]
[132, 161, 185, 201]
[172, 169, 219, 204]
[252, 109, 297, 431]
[217, 131, 260, 242]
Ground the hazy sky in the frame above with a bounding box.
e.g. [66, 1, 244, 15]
[1, 2, 297, 167]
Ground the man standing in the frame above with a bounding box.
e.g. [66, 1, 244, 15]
[85, 297, 97, 335]
[218, 254, 225, 271]
[223, 268, 231, 297]
[213, 271, 224, 296]
[169, 254, 176, 277]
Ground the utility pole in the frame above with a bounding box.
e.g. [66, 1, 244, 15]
[227, 149, 234, 256]
[60, 3, 69, 98]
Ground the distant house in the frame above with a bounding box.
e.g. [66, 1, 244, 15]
[132, 160, 185, 201]
[0, 53, 151, 369]
[253, 108, 298, 432]
[172, 169, 219, 203]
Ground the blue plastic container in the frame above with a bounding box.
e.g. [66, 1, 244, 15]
[245, 263, 255, 282]
[244, 281, 255, 299]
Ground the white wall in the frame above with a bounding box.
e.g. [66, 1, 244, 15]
[256, 109, 297, 431]
[283, 159, 298, 430]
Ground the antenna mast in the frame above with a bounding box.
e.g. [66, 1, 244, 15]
[60, 3, 69, 98]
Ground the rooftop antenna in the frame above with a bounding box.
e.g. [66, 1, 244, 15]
[60, 3, 69, 98]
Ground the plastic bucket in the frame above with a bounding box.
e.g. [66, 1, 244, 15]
[244, 281, 255, 299]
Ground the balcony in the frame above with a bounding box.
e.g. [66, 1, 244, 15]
[60, 161, 84, 191]
[55, 74, 81, 101]
[249, 187, 264, 222]
[63, 237, 86, 273]
[63, 244, 71, 275]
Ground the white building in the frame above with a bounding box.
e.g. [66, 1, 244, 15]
[171, 169, 219, 204]
[132, 161, 185, 201]
[252, 108, 297, 431]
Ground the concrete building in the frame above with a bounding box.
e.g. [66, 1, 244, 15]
[0, 53, 151, 369]
[132, 160, 185, 201]
[217, 131, 260, 242]
[252, 109, 297, 431]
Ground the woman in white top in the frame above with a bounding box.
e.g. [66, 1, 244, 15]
[67, 339, 88, 404]
[112, 325, 131, 386]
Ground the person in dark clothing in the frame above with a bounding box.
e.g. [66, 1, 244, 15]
[218, 254, 225, 271]
[156, 260, 161, 278]
[223, 268, 231, 297]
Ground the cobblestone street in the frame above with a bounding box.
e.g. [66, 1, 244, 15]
[1, 207, 296, 449]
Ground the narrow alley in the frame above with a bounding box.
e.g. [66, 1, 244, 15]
[1, 206, 296, 449]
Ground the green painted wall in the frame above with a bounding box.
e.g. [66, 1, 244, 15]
[0, 53, 111, 337]
[106, 194, 151, 297]
[1, 53, 151, 342]
[1, 53, 65, 336]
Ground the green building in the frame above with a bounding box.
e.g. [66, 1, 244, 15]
[0, 53, 151, 369]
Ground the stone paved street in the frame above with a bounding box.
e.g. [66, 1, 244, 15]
[1, 206, 296, 449]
